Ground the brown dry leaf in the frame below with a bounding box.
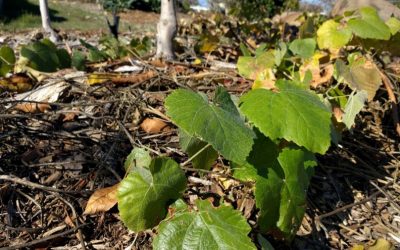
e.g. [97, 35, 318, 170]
[300, 52, 334, 87]
[140, 118, 170, 134]
[84, 184, 119, 215]
[15, 103, 51, 113]
[64, 214, 75, 227]
[314, 64, 334, 87]
[332, 106, 344, 123]
[62, 112, 77, 122]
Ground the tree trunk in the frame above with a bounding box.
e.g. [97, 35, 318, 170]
[156, 0, 177, 59]
[39, 0, 59, 42]
[0, 0, 3, 15]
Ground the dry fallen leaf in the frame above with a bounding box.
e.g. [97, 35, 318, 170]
[84, 184, 119, 215]
[140, 118, 170, 134]
[15, 103, 51, 113]
[332, 105, 344, 123]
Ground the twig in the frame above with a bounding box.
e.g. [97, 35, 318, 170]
[316, 181, 393, 221]
[380, 71, 400, 136]
[369, 181, 400, 213]
[188, 176, 213, 186]
[142, 106, 171, 122]
[0, 175, 88, 194]
[53, 194, 86, 250]
[180, 144, 211, 167]
[0, 224, 87, 250]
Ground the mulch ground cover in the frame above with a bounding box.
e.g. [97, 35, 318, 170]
[0, 16, 400, 249]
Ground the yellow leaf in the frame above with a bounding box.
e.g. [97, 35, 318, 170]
[368, 239, 394, 250]
[84, 184, 119, 215]
[87, 73, 114, 85]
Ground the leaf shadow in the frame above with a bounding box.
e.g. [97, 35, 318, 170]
[292, 128, 393, 249]
[1, 0, 66, 24]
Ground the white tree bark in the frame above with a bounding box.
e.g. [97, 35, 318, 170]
[39, 0, 58, 42]
[156, 0, 177, 59]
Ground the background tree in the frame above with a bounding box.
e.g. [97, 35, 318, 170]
[156, 0, 177, 59]
[39, 0, 58, 42]
[223, 0, 299, 21]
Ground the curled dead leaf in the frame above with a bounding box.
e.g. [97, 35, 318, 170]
[140, 118, 170, 134]
[84, 184, 119, 215]
[332, 105, 344, 123]
[15, 103, 51, 113]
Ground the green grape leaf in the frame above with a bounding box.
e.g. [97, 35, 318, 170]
[56, 49, 72, 69]
[334, 57, 382, 101]
[234, 133, 316, 238]
[179, 129, 218, 170]
[348, 7, 391, 40]
[237, 50, 276, 80]
[275, 148, 316, 237]
[342, 91, 368, 129]
[153, 199, 256, 250]
[257, 234, 275, 250]
[71, 51, 86, 71]
[165, 89, 254, 164]
[317, 20, 352, 50]
[0, 46, 16, 76]
[386, 17, 400, 35]
[289, 38, 316, 59]
[214, 86, 241, 118]
[20, 39, 71, 72]
[240, 80, 331, 154]
[118, 157, 186, 232]
[233, 130, 279, 182]
[124, 147, 152, 172]
[274, 42, 287, 67]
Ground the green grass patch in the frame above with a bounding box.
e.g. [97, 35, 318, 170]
[0, 0, 129, 32]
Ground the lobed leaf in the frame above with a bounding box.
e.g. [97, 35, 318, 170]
[240, 80, 331, 154]
[153, 199, 256, 250]
[118, 157, 186, 232]
[342, 91, 368, 129]
[0, 46, 16, 77]
[179, 130, 218, 170]
[386, 17, 400, 35]
[334, 58, 382, 101]
[165, 89, 254, 164]
[317, 20, 352, 50]
[348, 7, 391, 40]
[234, 134, 316, 239]
[124, 147, 152, 172]
[289, 38, 316, 59]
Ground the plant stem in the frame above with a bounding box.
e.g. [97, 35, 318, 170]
[180, 144, 212, 167]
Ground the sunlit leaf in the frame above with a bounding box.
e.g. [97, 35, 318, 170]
[240, 80, 331, 154]
[317, 20, 352, 50]
[124, 147, 152, 173]
[289, 38, 316, 59]
[386, 17, 400, 35]
[334, 57, 382, 101]
[342, 91, 368, 129]
[153, 200, 256, 250]
[0, 46, 16, 76]
[348, 7, 391, 40]
[165, 89, 254, 164]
